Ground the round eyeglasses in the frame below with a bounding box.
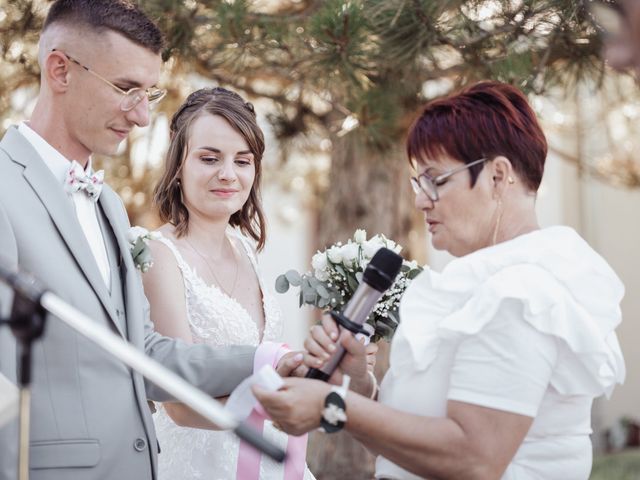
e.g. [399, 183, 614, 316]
[52, 49, 167, 112]
[410, 157, 488, 202]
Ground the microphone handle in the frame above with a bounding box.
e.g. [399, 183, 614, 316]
[304, 306, 376, 381]
[304, 341, 347, 381]
[304, 367, 330, 381]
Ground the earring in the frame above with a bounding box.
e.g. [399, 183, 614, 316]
[508, 176, 515, 184]
[175, 179, 184, 203]
[492, 199, 504, 246]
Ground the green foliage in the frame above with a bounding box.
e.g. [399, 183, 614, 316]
[0, 0, 611, 144]
[154, 0, 605, 144]
[308, 0, 376, 89]
[0, 0, 629, 226]
[367, 0, 454, 68]
[345, 85, 405, 150]
[590, 450, 640, 480]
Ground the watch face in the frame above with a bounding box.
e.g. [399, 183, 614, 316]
[321, 391, 346, 433]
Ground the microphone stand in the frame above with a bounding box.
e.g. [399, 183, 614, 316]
[0, 274, 46, 480]
[0, 264, 285, 479]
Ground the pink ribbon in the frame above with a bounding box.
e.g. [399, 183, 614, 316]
[236, 342, 309, 479]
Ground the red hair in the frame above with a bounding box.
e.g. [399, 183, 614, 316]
[406, 81, 548, 191]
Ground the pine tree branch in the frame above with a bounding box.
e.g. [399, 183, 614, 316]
[245, 0, 325, 21]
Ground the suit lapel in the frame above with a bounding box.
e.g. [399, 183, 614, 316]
[0, 127, 124, 337]
[98, 191, 138, 339]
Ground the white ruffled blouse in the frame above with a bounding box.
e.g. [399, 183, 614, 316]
[375, 226, 625, 480]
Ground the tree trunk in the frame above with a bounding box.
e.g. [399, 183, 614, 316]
[307, 133, 423, 479]
[316, 133, 417, 251]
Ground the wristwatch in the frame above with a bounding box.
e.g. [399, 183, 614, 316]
[320, 375, 350, 433]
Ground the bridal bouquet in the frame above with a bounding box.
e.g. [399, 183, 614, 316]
[275, 229, 422, 342]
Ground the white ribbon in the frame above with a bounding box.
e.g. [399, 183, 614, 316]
[224, 364, 284, 421]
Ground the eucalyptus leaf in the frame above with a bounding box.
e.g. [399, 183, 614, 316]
[131, 237, 145, 257]
[304, 291, 318, 304]
[408, 268, 422, 280]
[355, 271, 363, 284]
[374, 315, 392, 329]
[275, 275, 290, 293]
[375, 322, 393, 339]
[299, 290, 303, 308]
[318, 296, 330, 308]
[335, 265, 347, 277]
[316, 284, 330, 298]
[346, 273, 358, 292]
[136, 248, 152, 264]
[285, 269, 302, 286]
[301, 283, 315, 297]
[308, 276, 320, 288]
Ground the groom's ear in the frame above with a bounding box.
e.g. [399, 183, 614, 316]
[46, 50, 72, 94]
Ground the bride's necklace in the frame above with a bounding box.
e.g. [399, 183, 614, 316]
[185, 236, 240, 297]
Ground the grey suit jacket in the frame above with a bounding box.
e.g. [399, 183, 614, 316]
[0, 126, 256, 480]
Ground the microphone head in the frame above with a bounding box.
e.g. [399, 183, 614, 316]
[362, 247, 403, 292]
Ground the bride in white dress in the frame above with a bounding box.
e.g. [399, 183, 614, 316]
[142, 87, 314, 479]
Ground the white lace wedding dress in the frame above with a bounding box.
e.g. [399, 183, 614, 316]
[152, 230, 314, 480]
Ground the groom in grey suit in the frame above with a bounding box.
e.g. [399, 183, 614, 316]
[0, 1, 300, 479]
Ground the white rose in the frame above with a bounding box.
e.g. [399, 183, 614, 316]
[341, 243, 360, 268]
[127, 226, 149, 243]
[478, 20, 494, 32]
[311, 252, 328, 271]
[327, 246, 343, 264]
[353, 229, 367, 244]
[382, 238, 403, 254]
[315, 269, 329, 282]
[362, 238, 384, 259]
[405, 260, 418, 270]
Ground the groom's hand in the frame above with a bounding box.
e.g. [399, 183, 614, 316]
[275, 352, 307, 378]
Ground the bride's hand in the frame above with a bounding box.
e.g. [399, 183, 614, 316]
[275, 352, 307, 378]
[303, 314, 377, 396]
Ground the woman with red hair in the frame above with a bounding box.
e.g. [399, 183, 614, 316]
[254, 81, 625, 480]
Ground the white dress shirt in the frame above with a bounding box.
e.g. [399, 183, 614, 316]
[18, 122, 111, 287]
[377, 226, 625, 480]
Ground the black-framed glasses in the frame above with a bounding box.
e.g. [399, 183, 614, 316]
[410, 157, 488, 202]
[52, 49, 166, 112]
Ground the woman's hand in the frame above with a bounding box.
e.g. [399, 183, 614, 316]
[252, 378, 330, 436]
[275, 352, 307, 378]
[303, 314, 377, 396]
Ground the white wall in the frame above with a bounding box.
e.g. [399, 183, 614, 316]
[258, 185, 313, 350]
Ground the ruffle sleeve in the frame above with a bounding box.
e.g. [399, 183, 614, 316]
[395, 251, 625, 398]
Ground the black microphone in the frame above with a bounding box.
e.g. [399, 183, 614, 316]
[305, 247, 403, 381]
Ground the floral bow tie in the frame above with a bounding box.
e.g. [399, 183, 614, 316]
[64, 160, 104, 202]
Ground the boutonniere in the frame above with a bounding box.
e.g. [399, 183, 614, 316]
[127, 226, 160, 273]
